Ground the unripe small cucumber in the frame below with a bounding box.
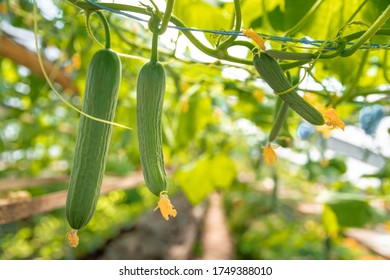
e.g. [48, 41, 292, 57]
[253, 51, 324, 125]
[66, 48, 121, 230]
[136, 61, 168, 196]
[265, 49, 314, 61]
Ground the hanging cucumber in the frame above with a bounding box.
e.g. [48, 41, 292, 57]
[253, 51, 324, 125]
[66, 12, 121, 246]
[137, 61, 167, 196]
[66, 48, 121, 231]
[136, 10, 176, 220]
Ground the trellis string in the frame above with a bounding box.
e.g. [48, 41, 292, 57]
[84, 0, 390, 51]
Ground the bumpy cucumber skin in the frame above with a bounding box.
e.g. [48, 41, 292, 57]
[136, 61, 168, 197]
[66, 49, 121, 230]
[253, 52, 325, 125]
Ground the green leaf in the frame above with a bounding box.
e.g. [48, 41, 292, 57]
[174, 0, 230, 45]
[175, 155, 215, 205]
[284, 0, 319, 32]
[324, 194, 374, 228]
[175, 92, 212, 149]
[175, 153, 236, 204]
[209, 153, 237, 189]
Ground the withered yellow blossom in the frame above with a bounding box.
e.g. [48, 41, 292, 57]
[323, 108, 345, 130]
[66, 229, 79, 248]
[262, 143, 278, 165]
[241, 28, 266, 51]
[303, 93, 345, 133]
[155, 192, 177, 220]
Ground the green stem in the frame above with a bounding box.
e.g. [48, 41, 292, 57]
[218, 0, 242, 50]
[84, 12, 112, 49]
[342, 5, 390, 57]
[229, 40, 255, 50]
[334, 50, 369, 107]
[317, 39, 346, 59]
[158, 0, 175, 35]
[148, 0, 160, 14]
[342, 28, 390, 42]
[85, 12, 101, 46]
[269, 39, 347, 61]
[96, 11, 111, 49]
[269, 39, 345, 62]
[271, 170, 279, 211]
[280, 61, 308, 71]
[303, 88, 390, 98]
[324, 236, 332, 260]
[150, 32, 159, 63]
[269, 101, 289, 142]
[150, 24, 159, 63]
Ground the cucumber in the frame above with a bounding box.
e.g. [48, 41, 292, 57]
[136, 61, 168, 197]
[253, 51, 325, 125]
[66, 48, 121, 230]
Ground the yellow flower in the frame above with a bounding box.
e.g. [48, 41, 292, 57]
[262, 143, 278, 165]
[66, 229, 79, 248]
[323, 108, 345, 130]
[241, 28, 266, 51]
[303, 93, 345, 131]
[155, 192, 177, 221]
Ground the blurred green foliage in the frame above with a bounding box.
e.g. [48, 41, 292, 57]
[0, 0, 389, 260]
[0, 187, 153, 259]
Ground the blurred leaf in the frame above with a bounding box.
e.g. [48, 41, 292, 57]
[209, 153, 237, 189]
[284, 0, 319, 32]
[175, 152, 236, 204]
[174, 0, 230, 45]
[324, 194, 374, 228]
[175, 155, 215, 204]
[175, 91, 212, 149]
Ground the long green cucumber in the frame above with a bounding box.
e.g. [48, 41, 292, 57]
[66, 48, 121, 230]
[253, 51, 325, 125]
[136, 61, 168, 197]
